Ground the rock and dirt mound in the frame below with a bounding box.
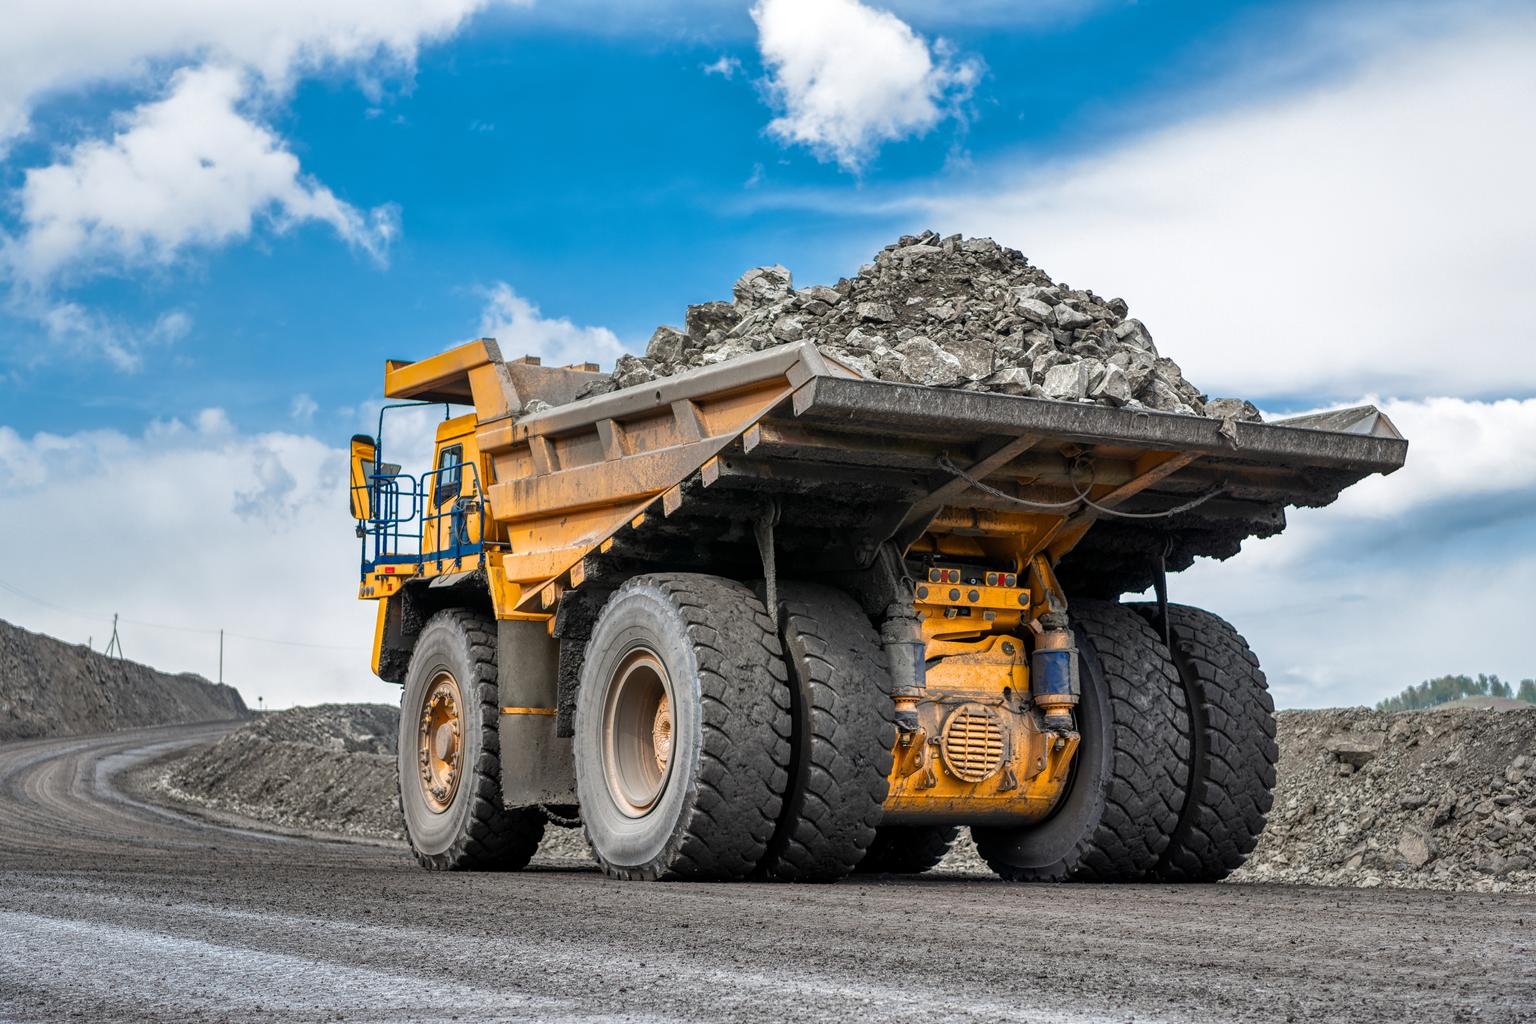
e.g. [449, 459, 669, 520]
[156, 703, 591, 862]
[1229, 707, 1535, 891]
[154, 702, 1536, 890]
[590, 230, 1258, 421]
[0, 617, 248, 741]
[158, 704, 404, 840]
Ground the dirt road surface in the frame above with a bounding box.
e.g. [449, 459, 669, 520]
[2, 724, 1532, 1024]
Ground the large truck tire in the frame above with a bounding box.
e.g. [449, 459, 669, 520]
[755, 582, 895, 882]
[574, 574, 791, 881]
[398, 609, 546, 870]
[853, 825, 961, 875]
[1131, 603, 1278, 881]
[974, 601, 1189, 882]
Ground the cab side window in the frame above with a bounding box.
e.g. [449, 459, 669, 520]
[434, 445, 464, 507]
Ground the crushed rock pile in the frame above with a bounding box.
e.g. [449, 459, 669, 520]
[1227, 707, 1535, 892]
[591, 230, 1258, 421]
[156, 703, 591, 863]
[0, 617, 247, 741]
[158, 704, 403, 840]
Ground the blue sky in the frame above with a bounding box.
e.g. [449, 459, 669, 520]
[0, 0, 1439, 433]
[0, 0, 1532, 709]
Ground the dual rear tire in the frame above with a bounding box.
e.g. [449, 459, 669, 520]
[574, 575, 894, 882]
[974, 600, 1277, 883]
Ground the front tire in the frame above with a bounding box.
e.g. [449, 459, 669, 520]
[398, 609, 545, 870]
[575, 574, 791, 881]
[974, 601, 1189, 882]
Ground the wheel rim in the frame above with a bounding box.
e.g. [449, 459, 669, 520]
[417, 670, 464, 813]
[601, 646, 674, 818]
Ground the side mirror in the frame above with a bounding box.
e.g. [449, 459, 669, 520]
[349, 435, 377, 520]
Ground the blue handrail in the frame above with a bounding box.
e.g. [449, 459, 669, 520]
[352, 460, 486, 579]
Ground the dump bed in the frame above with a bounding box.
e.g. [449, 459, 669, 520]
[399, 341, 1405, 612]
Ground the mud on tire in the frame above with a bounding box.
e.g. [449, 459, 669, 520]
[398, 609, 546, 871]
[575, 573, 791, 881]
[973, 600, 1189, 882]
[755, 582, 895, 882]
[1132, 603, 1278, 882]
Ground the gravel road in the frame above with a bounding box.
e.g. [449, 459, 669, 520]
[2, 723, 1532, 1024]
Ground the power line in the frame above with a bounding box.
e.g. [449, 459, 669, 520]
[0, 576, 364, 652]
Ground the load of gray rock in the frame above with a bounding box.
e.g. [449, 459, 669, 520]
[592, 230, 1258, 420]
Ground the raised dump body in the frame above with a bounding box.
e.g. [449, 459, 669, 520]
[351, 337, 1405, 882]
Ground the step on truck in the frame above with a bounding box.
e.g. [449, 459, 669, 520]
[349, 338, 1407, 881]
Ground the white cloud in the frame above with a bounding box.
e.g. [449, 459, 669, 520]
[1167, 396, 1536, 707]
[477, 283, 626, 370]
[1329, 397, 1536, 518]
[0, 416, 380, 709]
[703, 55, 742, 79]
[10, 299, 192, 371]
[0, 0, 507, 147]
[194, 407, 234, 436]
[7, 65, 397, 286]
[290, 393, 319, 425]
[916, 21, 1536, 402]
[750, 0, 981, 172]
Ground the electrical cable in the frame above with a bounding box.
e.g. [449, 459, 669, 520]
[0, 576, 363, 652]
[936, 451, 1224, 520]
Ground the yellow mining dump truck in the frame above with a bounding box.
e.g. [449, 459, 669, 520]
[349, 338, 1406, 881]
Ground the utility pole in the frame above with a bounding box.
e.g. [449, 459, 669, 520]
[104, 614, 124, 660]
[218, 629, 224, 684]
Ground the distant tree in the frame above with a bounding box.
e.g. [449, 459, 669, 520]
[1375, 673, 1533, 711]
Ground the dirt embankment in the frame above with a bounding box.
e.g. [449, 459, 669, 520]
[156, 704, 592, 862]
[158, 703, 1536, 890]
[0, 618, 248, 741]
[1231, 707, 1534, 890]
[157, 704, 403, 840]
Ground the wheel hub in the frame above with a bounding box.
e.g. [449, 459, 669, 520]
[602, 648, 674, 818]
[417, 671, 464, 813]
[651, 695, 672, 774]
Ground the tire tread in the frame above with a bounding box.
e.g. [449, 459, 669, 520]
[402, 608, 545, 871]
[756, 583, 895, 882]
[975, 600, 1189, 882]
[1131, 603, 1278, 881]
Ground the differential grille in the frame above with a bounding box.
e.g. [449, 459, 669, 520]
[939, 704, 1006, 783]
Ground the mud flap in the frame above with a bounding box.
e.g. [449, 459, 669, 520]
[497, 620, 577, 807]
